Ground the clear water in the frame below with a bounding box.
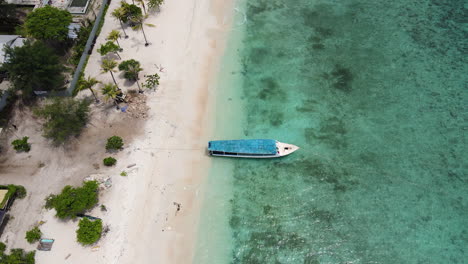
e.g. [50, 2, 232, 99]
[195, 0, 467, 263]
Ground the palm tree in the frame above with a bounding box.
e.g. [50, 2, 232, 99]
[130, 14, 154, 46]
[101, 58, 119, 88]
[148, 0, 164, 11]
[101, 83, 120, 107]
[107, 30, 122, 50]
[118, 59, 144, 92]
[136, 0, 146, 14]
[128, 64, 143, 92]
[77, 76, 100, 103]
[111, 7, 129, 38]
[98, 41, 122, 59]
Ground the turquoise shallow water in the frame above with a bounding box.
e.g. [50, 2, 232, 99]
[195, 0, 467, 263]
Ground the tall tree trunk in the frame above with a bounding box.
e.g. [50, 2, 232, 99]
[142, 3, 146, 14]
[116, 38, 121, 49]
[120, 20, 128, 38]
[115, 52, 121, 59]
[89, 88, 99, 103]
[109, 72, 119, 88]
[141, 24, 149, 46]
[136, 78, 142, 93]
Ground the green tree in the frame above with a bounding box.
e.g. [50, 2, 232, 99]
[1, 41, 65, 96]
[118, 59, 143, 92]
[101, 58, 119, 88]
[111, 7, 128, 38]
[103, 157, 117, 166]
[34, 98, 90, 144]
[101, 83, 121, 107]
[0, 245, 35, 264]
[76, 218, 102, 245]
[0, 0, 20, 34]
[107, 30, 122, 49]
[77, 76, 101, 103]
[25, 227, 42, 244]
[148, 0, 164, 11]
[142, 73, 160, 90]
[11, 137, 31, 152]
[45, 181, 99, 219]
[136, 0, 147, 14]
[130, 14, 154, 46]
[24, 5, 72, 42]
[97, 41, 121, 59]
[105, 136, 124, 150]
[120, 2, 142, 22]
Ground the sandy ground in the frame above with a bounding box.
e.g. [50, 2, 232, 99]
[0, 0, 234, 263]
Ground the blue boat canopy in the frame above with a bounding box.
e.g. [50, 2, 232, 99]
[208, 139, 277, 155]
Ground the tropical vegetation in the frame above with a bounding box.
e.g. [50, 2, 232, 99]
[98, 41, 122, 59]
[103, 157, 117, 166]
[106, 136, 124, 150]
[77, 76, 101, 103]
[101, 59, 119, 87]
[34, 98, 91, 144]
[25, 227, 42, 244]
[119, 59, 143, 92]
[1, 41, 65, 96]
[45, 181, 99, 219]
[142, 73, 160, 90]
[0, 243, 35, 264]
[23, 5, 72, 42]
[76, 218, 102, 245]
[11, 137, 31, 152]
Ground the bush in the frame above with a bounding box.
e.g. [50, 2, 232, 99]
[11, 137, 31, 152]
[34, 98, 90, 144]
[0, 248, 35, 263]
[45, 181, 99, 219]
[15, 185, 27, 199]
[105, 136, 123, 150]
[76, 218, 102, 245]
[25, 227, 41, 243]
[103, 157, 116, 166]
[0, 185, 27, 208]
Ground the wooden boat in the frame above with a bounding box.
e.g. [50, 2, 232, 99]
[208, 139, 299, 158]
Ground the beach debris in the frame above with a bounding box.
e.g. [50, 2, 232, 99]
[65, 254, 71, 260]
[173, 202, 181, 216]
[84, 174, 112, 190]
[91, 246, 100, 252]
[127, 163, 136, 168]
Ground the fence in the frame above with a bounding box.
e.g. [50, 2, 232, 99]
[66, 0, 109, 95]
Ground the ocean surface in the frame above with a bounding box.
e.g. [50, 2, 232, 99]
[195, 0, 467, 263]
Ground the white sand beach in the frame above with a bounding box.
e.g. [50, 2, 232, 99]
[0, 0, 235, 263]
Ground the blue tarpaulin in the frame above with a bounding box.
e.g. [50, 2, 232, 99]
[208, 139, 277, 155]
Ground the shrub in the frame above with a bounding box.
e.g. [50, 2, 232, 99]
[103, 157, 116, 166]
[15, 185, 27, 199]
[25, 227, 41, 243]
[105, 136, 123, 150]
[11, 137, 31, 152]
[76, 218, 102, 245]
[0, 247, 35, 264]
[45, 181, 99, 219]
[0, 185, 27, 208]
[34, 98, 90, 144]
[120, 171, 127, 176]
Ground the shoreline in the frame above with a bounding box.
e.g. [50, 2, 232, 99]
[11, 0, 237, 263]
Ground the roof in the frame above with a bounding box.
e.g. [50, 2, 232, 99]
[0, 35, 25, 64]
[208, 139, 277, 155]
[0, 189, 8, 209]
